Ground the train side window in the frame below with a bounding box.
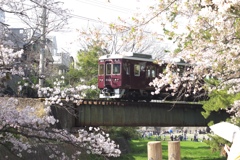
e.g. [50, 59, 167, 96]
[126, 63, 130, 75]
[123, 63, 130, 75]
[178, 65, 185, 75]
[106, 63, 111, 75]
[156, 68, 159, 77]
[134, 64, 140, 76]
[113, 64, 120, 74]
[98, 64, 104, 75]
[152, 67, 156, 77]
[146, 67, 151, 77]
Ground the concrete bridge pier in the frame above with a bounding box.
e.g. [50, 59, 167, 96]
[50, 104, 76, 131]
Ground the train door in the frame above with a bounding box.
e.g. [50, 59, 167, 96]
[146, 65, 156, 88]
[146, 65, 151, 87]
[130, 62, 146, 89]
[132, 63, 141, 89]
[98, 62, 105, 89]
[105, 61, 112, 88]
[111, 62, 121, 88]
[122, 61, 131, 88]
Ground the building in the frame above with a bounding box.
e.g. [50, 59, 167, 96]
[1, 8, 73, 87]
[0, 9, 5, 23]
[0, 9, 74, 97]
[7, 28, 27, 49]
[5, 27, 73, 77]
[52, 52, 74, 75]
[0, 9, 8, 41]
[47, 35, 74, 75]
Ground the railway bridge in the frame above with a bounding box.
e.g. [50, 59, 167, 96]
[2, 98, 229, 130]
[50, 99, 230, 130]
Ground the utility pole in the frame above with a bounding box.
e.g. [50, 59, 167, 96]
[39, 0, 47, 88]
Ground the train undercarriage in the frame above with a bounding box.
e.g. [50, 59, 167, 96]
[99, 87, 174, 102]
[100, 87, 207, 102]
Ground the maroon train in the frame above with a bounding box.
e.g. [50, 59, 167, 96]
[98, 52, 197, 102]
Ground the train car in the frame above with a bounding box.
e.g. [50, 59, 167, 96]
[98, 52, 196, 102]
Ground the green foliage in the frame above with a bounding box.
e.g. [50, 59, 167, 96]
[202, 77, 234, 119]
[202, 89, 240, 118]
[200, 29, 212, 40]
[234, 18, 240, 38]
[63, 45, 104, 99]
[205, 135, 230, 153]
[230, 5, 240, 16]
[130, 27, 136, 33]
[114, 139, 225, 160]
[109, 23, 115, 29]
[163, 28, 175, 40]
[13, 73, 40, 97]
[75, 46, 100, 86]
[199, 76, 240, 156]
[173, 47, 181, 54]
[103, 127, 141, 140]
[183, 31, 193, 48]
[169, 11, 177, 22]
[204, 77, 220, 87]
[64, 66, 82, 86]
[84, 88, 100, 99]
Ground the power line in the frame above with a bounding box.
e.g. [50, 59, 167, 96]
[62, 13, 163, 37]
[86, 0, 134, 12]
[69, 13, 106, 24]
[74, 0, 134, 14]
[54, 13, 109, 33]
[75, 0, 132, 12]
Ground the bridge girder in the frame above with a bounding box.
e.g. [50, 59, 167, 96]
[74, 100, 229, 127]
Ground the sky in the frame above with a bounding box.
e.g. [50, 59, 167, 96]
[51, 0, 157, 56]
[5, 0, 157, 57]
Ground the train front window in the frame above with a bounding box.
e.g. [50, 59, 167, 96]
[113, 64, 120, 74]
[106, 63, 112, 75]
[98, 64, 104, 75]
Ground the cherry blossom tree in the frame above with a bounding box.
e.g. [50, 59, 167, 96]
[0, 52, 121, 159]
[123, 0, 240, 154]
[78, 0, 240, 121]
[0, 0, 121, 159]
[0, 46, 120, 160]
[131, 0, 240, 120]
[1, 0, 71, 92]
[77, 15, 168, 58]
[0, 46, 120, 159]
[0, 44, 24, 95]
[1, 0, 70, 43]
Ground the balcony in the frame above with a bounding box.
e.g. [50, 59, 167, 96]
[53, 52, 74, 74]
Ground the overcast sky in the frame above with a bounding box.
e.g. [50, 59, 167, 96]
[5, 0, 157, 57]
[52, 0, 157, 56]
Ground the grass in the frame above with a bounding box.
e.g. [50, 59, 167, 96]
[112, 138, 226, 160]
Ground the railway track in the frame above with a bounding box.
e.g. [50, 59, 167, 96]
[79, 99, 202, 107]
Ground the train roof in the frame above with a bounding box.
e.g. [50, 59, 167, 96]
[99, 52, 191, 66]
[99, 52, 154, 62]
